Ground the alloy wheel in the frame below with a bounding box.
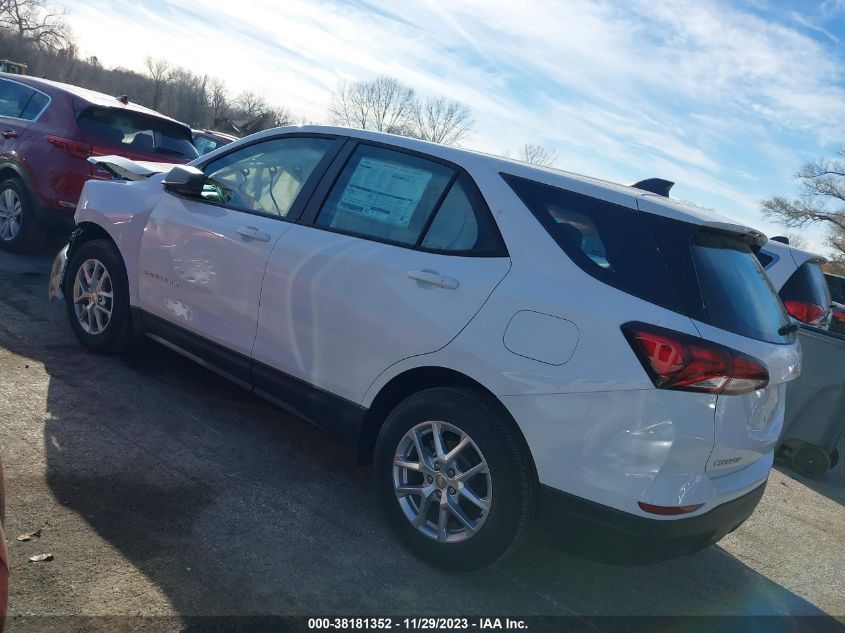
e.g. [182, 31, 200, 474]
[0, 187, 22, 241]
[72, 259, 114, 335]
[393, 420, 492, 543]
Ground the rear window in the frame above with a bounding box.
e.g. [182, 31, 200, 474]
[825, 274, 845, 304]
[502, 173, 684, 313]
[77, 107, 198, 160]
[691, 232, 793, 344]
[782, 262, 832, 308]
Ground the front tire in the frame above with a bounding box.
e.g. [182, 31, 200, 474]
[0, 177, 44, 254]
[64, 239, 135, 354]
[374, 387, 537, 571]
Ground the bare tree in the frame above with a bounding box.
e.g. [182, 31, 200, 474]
[0, 0, 72, 51]
[783, 232, 808, 249]
[268, 106, 294, 128]
[410, 96, 473, 146]
[761, 150, 845, 265]
[329, 75, 416, 134]
[518, 143, 558, 167]
[234, 90, 267, 120]
[145, 56, 171, 111]
[209, 78, 229, 120]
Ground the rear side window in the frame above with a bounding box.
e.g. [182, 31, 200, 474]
[782, 262, 832, 308]
[502, 173, 684, 312]
[755, 250, 775, 269]
[691, 232, 792, 344]
[827, 274, 845, 304]
[420, 175, 505, 254]
[77, 107, 198, 160]
[0, 79, 48, 120]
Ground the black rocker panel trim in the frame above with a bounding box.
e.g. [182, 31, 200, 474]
[138, 310, 363, 442]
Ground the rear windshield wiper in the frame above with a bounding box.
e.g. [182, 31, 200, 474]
[779, 323, 799, 335]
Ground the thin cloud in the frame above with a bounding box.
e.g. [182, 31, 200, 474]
[59, 0, 845, 252]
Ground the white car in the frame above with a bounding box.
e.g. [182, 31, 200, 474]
[757, 238, 832, 329]
[49, 126, 801, 570]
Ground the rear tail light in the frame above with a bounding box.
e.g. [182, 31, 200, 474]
[46, 136, 118, 180]
[621, 322, 768, 395]
[638, 501, 704, 515]
[45, 135, 92, 160]
[783, 300, 826, 326]
[833, 310, 845, 323]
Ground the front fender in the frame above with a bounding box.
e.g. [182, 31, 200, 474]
[74, 178, 164, 306]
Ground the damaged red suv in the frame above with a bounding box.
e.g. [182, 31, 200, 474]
[0, 73, 197, 253]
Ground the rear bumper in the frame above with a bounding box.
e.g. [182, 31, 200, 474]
[539, 481, 766, 565]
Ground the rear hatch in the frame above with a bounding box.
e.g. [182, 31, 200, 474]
[76, 105, 198, 166]
[638, 196, 802, 476]
[780, 259, 833, 330]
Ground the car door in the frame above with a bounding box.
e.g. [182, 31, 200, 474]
[138, 134, 342, 380]
[252, 141, 511, 423]
[0, 78, 48, 154]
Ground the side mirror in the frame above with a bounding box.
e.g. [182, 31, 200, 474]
[162, 165, 205, 197]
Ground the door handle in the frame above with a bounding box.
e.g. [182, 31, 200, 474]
[2, 130, 17, 139]
[407, 270, 459, 289]
[236, 226, 271, 242]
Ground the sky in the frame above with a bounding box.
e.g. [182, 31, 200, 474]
[57, 0, 845, 254]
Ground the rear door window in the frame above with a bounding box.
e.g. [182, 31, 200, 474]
[502, 173, 684, 313]
[419, 175, 506, 255]
[691, 232, 792, 344]
[0, 79, 48, 120]
[77, 107, 198, 160]
[315, 144, 454, 246]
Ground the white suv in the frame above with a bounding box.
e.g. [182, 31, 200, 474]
[49, 126, 801, 570]
[757, 238, 833, 329]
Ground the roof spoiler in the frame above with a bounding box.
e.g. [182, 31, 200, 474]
[630, 178, 674, 197]
[770, 236, 790, 244]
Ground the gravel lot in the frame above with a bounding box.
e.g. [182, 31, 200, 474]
[1, 237, 843, 632]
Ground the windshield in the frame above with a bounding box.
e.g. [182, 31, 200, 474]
[691, 232, 793, 344]
[77, 106, 198, 160]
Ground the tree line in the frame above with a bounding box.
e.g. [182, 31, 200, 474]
[0, 0, 559, 158]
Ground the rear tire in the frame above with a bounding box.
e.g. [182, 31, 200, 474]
[793, 443, 831, 478]
[0, 177, 44, 254]
[64, 239, 135, 354]
[373, 387, 537, 571]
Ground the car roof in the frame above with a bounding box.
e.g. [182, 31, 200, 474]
[0, 72, 189, 128]
[257, 124, 762, 238]
[193, 129, 238, 142]
[760, 237, 828, 267]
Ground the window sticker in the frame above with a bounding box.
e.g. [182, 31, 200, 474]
[336, 157, 433, 228]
